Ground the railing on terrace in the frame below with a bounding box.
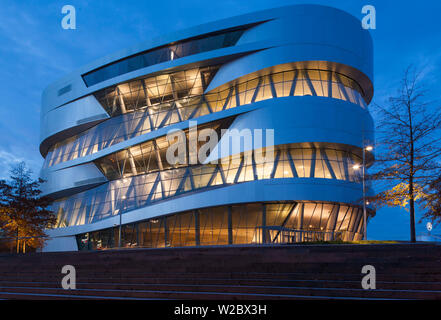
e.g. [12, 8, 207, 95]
[254, 226, 346, 244]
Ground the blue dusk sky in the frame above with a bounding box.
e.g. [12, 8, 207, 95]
[0, 0, 440, 240]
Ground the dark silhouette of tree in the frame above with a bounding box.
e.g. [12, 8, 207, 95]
[0, 162, 56, 253]
[370, 66, 441, 242]
[421, 175, 441, 225]
[0, 180, 12, 251]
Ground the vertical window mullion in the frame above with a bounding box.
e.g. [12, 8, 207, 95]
[286, 149, 298, 178]
[261, 203, 267, 244]
[195, 210, 200, 246]
[327, 71, 333, 98]
[270, 150, 281, 179]
[251, 77, 262, 103]
[268, 74, 277, 98]
[289, 70, 299, 96]
[228, 206, 232, 245]
[321, 149, 337, 179]
[303, 70, 317, 96]
[310, 148, 316, 178]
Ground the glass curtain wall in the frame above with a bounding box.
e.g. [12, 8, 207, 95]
[44, 65, 220, 168]
[93, 119, 230, 180]
[82, 28, 246, 87]
[52, 143, 362, 228]
[76, 201, 366, 250]
[94, 143, 363, 183]
[44, 66, 367, 168]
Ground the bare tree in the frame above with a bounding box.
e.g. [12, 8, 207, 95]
[371, 66, 441, 242]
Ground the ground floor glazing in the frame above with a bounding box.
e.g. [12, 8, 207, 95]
[76, 201, 368, 250]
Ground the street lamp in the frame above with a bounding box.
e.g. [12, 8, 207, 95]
[118, 195, 127, 248]
[119, 209, 122, 248]
[353, 145, 373, 241]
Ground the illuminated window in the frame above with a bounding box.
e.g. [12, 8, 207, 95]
[45, 66, 367, 168]
[75, 201, 367, 250]
[82, 28, 246, 87]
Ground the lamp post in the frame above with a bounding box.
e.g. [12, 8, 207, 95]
[354, 145, 373, 241]
[118, 209, 122, 248]
[118, 195, 127, 248]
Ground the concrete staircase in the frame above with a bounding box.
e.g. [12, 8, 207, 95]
[0, 244, 440, 300]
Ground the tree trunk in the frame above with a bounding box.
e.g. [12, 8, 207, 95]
[409, 176, 416, 242]
[409, 200, 416, 242]
[408, 101, 416, 243]
[23, 241, 26, 254]
[16, 228, 19, 254]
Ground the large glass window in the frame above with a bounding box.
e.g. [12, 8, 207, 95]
[198, 207, 229, 246]
[44, 65, 367, 169]
[93, 119, 230, 180]
[82, 29, 245, 87]
[138, 218, 166, 248]
[75, 201, 367, 251]
[166, 211, 196, 247]
[51, 143, 363, 228]
[231, 203, 262, 244]
[94, 143, 362, 183]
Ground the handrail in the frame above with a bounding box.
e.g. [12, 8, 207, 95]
[254, 226, 345, 243]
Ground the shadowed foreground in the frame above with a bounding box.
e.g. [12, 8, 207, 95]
[0, 244, 440, 300]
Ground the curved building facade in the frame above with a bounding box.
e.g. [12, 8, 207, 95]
[40, 5, 375, 251]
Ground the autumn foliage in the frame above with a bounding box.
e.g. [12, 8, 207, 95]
[0, 162, 56, 253]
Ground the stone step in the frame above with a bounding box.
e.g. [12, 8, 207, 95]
[1, 244, 440, 300]
[1, 277, 441, 291]
[0, 284, 433, 300]
[1, 262, 440, 274]
[2, 270, 441, 283]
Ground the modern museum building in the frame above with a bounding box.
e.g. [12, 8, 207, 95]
[40, 5, 375, 251]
